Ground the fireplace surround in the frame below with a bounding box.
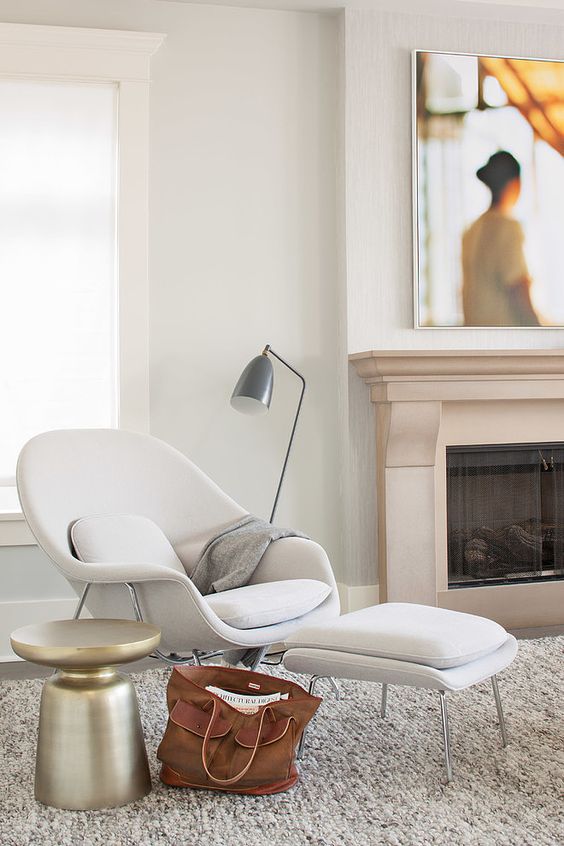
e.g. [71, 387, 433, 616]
[350, 350, 564, 628]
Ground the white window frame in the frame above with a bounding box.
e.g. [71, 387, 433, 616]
[0, 23, 165, 544]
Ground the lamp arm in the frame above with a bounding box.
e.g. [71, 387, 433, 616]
[266, 346, 306, 524]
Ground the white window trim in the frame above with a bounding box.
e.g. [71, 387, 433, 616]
[0, 23, 165, 544]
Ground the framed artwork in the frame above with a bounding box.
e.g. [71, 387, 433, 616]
[413, 50, 564, 328]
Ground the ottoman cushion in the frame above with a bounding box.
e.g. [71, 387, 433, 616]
[284, 603, 508, 670]
[283, 636, 518, 691]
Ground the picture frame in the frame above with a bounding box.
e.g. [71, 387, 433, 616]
[413, 49, 564, 329]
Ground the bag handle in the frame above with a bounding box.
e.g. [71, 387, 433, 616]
[201, 700, 284, 786]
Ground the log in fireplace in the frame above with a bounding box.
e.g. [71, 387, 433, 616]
[447, 443, 564, 587]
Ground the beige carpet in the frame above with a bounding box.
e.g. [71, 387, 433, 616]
[0, 636, 563, 846]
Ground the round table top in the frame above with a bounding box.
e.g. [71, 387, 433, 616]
[10, 619, 161, 669]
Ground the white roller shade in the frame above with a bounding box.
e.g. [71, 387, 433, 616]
[0, 78, 118, 506]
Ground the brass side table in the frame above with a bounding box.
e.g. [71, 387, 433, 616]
[10, 618, 161, 810]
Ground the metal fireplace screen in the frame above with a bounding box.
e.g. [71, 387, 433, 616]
[447, 443, 564, 587]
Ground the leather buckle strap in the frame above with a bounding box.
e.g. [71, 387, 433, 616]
[170, 699, 230, 739]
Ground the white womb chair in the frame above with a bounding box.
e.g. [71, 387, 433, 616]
[16, 429, 340, 666]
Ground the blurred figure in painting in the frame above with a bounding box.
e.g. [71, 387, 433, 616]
[462, 150, 540, 326]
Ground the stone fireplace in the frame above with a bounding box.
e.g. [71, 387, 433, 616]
[350, 350, 564, 629]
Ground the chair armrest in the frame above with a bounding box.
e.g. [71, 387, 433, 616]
[249, 536, 338, 591]
[71, 560, 235, 633]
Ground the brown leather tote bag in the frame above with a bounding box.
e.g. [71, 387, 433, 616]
[157, 664, 321, 794]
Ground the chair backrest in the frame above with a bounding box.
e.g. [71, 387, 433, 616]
[17, 429, 247, 577]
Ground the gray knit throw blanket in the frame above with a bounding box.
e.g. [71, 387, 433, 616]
[190, 515, 308, 595]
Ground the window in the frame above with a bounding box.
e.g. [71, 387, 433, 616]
[0, 23, 164, 537]
[0, 80, 118, 510]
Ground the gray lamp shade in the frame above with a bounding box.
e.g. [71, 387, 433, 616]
[231, 354, 274, 415]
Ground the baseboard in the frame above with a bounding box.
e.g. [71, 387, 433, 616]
[337, 583, 379, 613]
[0, 598, 82, 662]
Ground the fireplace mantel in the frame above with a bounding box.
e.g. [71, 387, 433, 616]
[350, 349, 564, 629]
[350, 349, 564, 380]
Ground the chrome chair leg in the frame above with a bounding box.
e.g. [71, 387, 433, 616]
[328, 677, 340, 701]
[125, 582, 143, 621]
[72, 583, 91, 620]
[249, 646, 269, 671]
[491, 675, 508, 747]
[381, 683, 388, 718]
[438, 690, 453, 783]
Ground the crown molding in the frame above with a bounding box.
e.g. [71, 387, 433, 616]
[0, 24, 165, 55]
[0, 23, 165, 82]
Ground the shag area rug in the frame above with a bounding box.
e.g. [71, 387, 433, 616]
[0, 636, 562, 846]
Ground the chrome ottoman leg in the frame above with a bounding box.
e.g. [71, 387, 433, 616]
[297, 675, 340, 761]
[381, 683, 388, 718]
[491, 674, 508, 747]
[438, 690, 453, 783]
[297, 675, 321, 760]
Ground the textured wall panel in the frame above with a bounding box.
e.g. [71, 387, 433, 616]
[345, 8, 564, 352]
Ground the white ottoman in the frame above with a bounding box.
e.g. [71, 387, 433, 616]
[283, 603, 518, 782]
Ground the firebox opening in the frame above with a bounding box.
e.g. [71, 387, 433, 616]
[447, 442, 564, 588]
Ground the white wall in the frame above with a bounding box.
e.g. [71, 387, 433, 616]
[0, 0, 345, 656]
[147, 3, 342, 564]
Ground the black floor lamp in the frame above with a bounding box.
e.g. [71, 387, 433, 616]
[231, 344, 306, 523]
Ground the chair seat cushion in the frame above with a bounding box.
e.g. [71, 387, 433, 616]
[205, 579, 332, 629]
[71, 514, 186, 574]
[284, 603, 509, 669]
